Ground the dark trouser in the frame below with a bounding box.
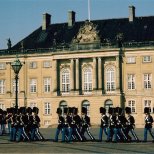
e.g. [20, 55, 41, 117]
[81, 125, 95, 140]
[99, 127, 108, 141]
[144, 127, 154, 141]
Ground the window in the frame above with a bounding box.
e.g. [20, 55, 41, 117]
[82, 101, 90, 116]
[83, 67, 92, 94]
[127, 57, 136, 64]
[106, 67, 115, 91]
[59, 101, 67, 116]
[61, 68, 70, 93]
[44, 120, 51, 126]
[0, 63, 5, 70]
[29, 62, 37, 69]
[44, 102, 51, 115]
[104, 100, 113, 114]
[0, 80, 5, 94]
[43, 61, 51, 68]
[143, 56, 151, 63]
[44, 78, 51, 93]
[144, 74, 152, 89]
[128, 100, 136, 113]
[30, 79, 37, 93]
[30, 102, 37, 109]
[127, 74, 135, 90]
[144, 100, 152, 113]
[0, 103, 5, 110]
[12, 79, 19, 93]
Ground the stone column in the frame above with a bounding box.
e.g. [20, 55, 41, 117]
[70, 59, 74, 91]
[75, 59, 79, 91]
[93, 57, 97, 90]
[52, 60, 57, 95]
[98, 57, 102, 90]
[116, 56, 120, 92]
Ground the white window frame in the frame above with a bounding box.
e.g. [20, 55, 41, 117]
[144, 100, 152, 113]
[83, 67, 92, 94]
[128, 100, 136, 113]
[0, 80, 5, 94]
[82, 101, 90, 116]
[43, 61, 51, 68]
[127, 74, 135, 90]
[144, 74, 152, 89]
[61, 68, 70, 94]
[106, 67, 115, 92]
[59, 101, 67, 116]
[44, 77, 51, 93]
[30, 79, 37, 93]
[12, 79, 19, 93]
[0, 103, 5, 110]
[143, 56, 151, 63]
[29, 62, 37, 69]
[0, 63, 6, 70]
[44, 102, 51, 115]
[127, 57, 136, 64]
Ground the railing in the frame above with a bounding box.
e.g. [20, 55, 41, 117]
[1, 41, 154, 56]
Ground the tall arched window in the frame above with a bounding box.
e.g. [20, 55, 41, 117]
[83, 67, 92, 93]
[82, 100, 90, 116]
[59, 101, 67, 116]
[104, 99, 113, 114]
[61, 68, 70, 93]
[106, 67, 115, 91]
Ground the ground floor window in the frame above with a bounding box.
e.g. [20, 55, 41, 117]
[82, 101, 90, 116]
[104, 99, 113, 114]
[128, 100, 136, 113]
[59, 101, 67, 116]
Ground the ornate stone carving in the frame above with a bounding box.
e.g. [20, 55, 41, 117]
[72, 21, 100, 43]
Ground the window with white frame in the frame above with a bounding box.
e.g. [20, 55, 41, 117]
[127, 57, 136, 64]
[12, 79, 19, 93]
[104, 100, 113, 114]
[43, 61, 51, 68]
[128, 100, 136, 113]
[30, 79, 37, 93]
[127, 74, 135, 90]
[144, 74, 152, 89]
[0, 63, 6, 70]
[83, 67, 92, 93]
[0, 80, 5, 94]
[29, 62, 37, 69]
[82, 101, 90, 116]
[59, 101, 67, 116]
[30, 102, 37, 109]
[44, 77, 51, 93]
[144, 100, 152, 113]
[143, 56, 151, 63]
[0, 103, 5, 110]
[106, 67, 115, 91]
[61, 68, 70, 93]
[44, 102, 51, 115]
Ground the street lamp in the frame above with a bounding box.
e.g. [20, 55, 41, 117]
[11, 56, 22, 110]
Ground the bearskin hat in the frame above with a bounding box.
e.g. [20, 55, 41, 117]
[33, 107, 39, 114]
[26, 107, 32, 114]
[144, 107, 150, 114]
[108, 107, 113, 114]
[56, 108, 62, 114]
[100, 107, 106, 114]
[73, 107, 78, 114]
[115, 107, 122, 115]
[64, 107, 68, 114]
[68, 107, 73, 114]
[125, 107, 131, 114]
[81, 107, 87, 114]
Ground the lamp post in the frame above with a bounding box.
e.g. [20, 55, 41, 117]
[11, 56, 22, 110]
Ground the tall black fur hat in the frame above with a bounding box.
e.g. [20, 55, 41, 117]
[0, 109, 3, 114]
[72, 107, 78, 114]
[82, 107, 87, 114]
[26, 107, 32, 114]
[144, 107, 150, 114]
[125, 107, 131, 114]
[68, 107, 73, 114]
[56, 108, 62, 114]
[108, 107, 113, 114]
[64, 107, 68, 114]
[100, 107, 106, 114]
[115, 107, 122, 115]
[33, 107, 39, 114]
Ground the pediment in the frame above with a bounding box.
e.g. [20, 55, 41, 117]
[72, 21, 100, 44]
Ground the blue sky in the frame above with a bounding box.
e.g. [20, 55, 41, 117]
[0, 0, 154, 49]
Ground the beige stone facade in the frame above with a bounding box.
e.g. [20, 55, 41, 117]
[0, 46, 154, 128]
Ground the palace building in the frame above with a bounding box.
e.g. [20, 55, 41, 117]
[1, 6, 154, 127]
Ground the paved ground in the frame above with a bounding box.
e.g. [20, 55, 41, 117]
[0, 128, 154, 153]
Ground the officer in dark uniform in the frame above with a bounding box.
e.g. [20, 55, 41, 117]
[125, 107, 139, 142]
[143, 107, 154, 142]
[55, 107, 64, 142]
[80, 107, 95, 141]
[99, 107, 108, 141]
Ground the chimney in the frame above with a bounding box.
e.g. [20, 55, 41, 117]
[42, 13, 51, 30]
[129, 6, 135, 22]
[68, 10, 75, 27]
